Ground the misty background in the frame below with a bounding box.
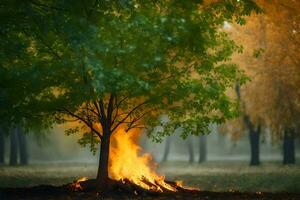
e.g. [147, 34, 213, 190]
[1, 125, 299, 165]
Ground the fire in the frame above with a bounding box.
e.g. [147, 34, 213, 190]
[70, 177, 88, 191]
[109, 127, 182, 192]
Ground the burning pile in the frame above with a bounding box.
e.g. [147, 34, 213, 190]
[70, 127, 196, 194]
[109, 128, 183, 192]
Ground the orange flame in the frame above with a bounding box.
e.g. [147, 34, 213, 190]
[109, 127, 182, 192]
[70, 177, 88, 191]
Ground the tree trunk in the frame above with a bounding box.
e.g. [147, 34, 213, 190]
[0, 130, 4, 165]
[198, 135, 207, 163]
[161, 136, 171, 162]
[10, 127, 18, 166]
[17, 127, 28, 165]
[244, 115, 261, 166]
[97, 133, 111, 186]
[283, 130, 295, 165]
[187, 137, 194, 163]
[249, 129, 260, 166]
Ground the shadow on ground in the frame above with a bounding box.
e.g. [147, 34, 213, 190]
[1, 185, 300, 200]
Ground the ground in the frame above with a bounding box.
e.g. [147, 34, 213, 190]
[0, 161, 300, 199]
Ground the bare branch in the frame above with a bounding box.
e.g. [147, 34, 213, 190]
[99, 99, 107, 123]
[124, 109, 154, 132]
[85, 104, 99, 117]
[61, 108, 103, 140]
[93, 101, 100, 115]
[112, 96, 129, 124]
[125, 124, 147, 132]
[107, 94, 114, 124]
[63, 118, 80, 122]
[111, 101, 149, 132]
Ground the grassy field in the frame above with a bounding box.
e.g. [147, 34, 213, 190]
[160, 161, 300, 193]
[0, 161, 299, 193]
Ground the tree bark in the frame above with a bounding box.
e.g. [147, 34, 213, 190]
[0, 129, 4, 165]
[187, 137, 194, 163]
[249, 129, 260, 166]
[244, 115, 261, 166]
[17, 127, 28, 165]
[198, 135, 207, 163]
[161, 136, 171, 162]
[283, 129, 295, 165]
[10, 127, 18, 166]
[97, 133, 111, 186]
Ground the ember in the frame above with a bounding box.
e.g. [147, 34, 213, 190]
[70, 177, 88, 191]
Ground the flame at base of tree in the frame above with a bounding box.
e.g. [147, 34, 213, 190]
[109, 127, 186, 192]
[70, 127, 197, 193]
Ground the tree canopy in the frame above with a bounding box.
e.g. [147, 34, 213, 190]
[0, 0, 260, 146]
[220, 0, 300, 141]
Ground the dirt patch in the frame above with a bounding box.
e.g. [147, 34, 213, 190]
[1, 184, 300, 200]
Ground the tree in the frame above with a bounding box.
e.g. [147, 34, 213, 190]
[9, 125, 28, 166]
[220, 0, 300, 165]
[0, 129, 4, 165]
[0, 0, 260, 185]
[161, 136, 171, 163]
[198, 135, 207, 163]
[238, 83, 262, 166]
[218, 15, 266, 166]
[9, 127, 18, 166]
[187, 137, 195, 163]
[259, 0, 300, 165]
[161, 135, 195, 163]
[0, 125, 29, 166]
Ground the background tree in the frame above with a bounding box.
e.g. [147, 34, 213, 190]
[0, 129, 4, 165]
[199, 135, 207, 163]
[0, 0, 260, 186]
[220, 0, 300, 165]
[260, 0, 300, 164]
[160, 135, 195, 163]
[9, 125, 28, 166]
[9, 127, 18, 166]
[161, 136, 171, 163]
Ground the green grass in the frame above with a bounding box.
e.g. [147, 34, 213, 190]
[0, 161, 299, 193]
[160, 161, 300, 193]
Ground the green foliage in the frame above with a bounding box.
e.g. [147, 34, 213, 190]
[0, 0, 260, 147]
[253, 48, 265, 58]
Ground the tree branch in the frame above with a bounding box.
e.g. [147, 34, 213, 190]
[61, 108, 103, 140]
[85, 104, 99, 118]
[111, 101, 149, 132]
[93, 101, 101, 117]
[124, 109, 154, 132]
[107, 94, 114, 125]
[99, 99, 107, 124]
[112, 96, 128, 124]
[125, 124, 147, 132]
[30, 1, 67, 12]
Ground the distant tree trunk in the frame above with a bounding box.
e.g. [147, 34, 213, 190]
[17, 127, 28, 165]
[249, 129, 260, 166]
[198, 135, 207, 163]
[283, 129, 295, 165]
[244, 115, 261, 166]
[0, 130, 4, 165]
[187, 137, 194, 163]
[161, 136, 171, 162]
[9, 127, 18, 166]
[97, 131, 111, 186]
